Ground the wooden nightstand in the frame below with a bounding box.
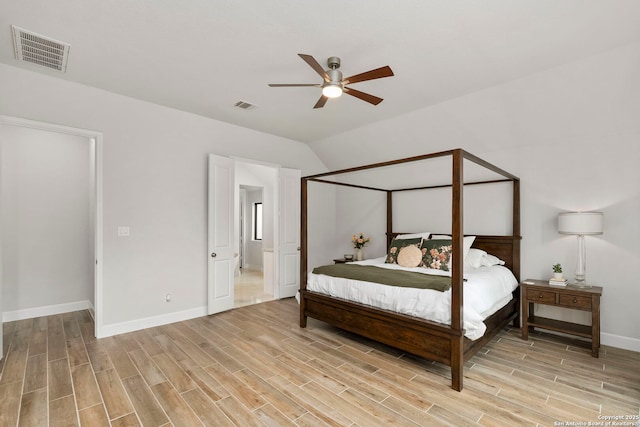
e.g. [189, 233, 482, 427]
[521, 279, 602, 357]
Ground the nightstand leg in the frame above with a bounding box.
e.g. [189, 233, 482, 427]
[521, 292, 528, 340]
[592, 296, 600, 357]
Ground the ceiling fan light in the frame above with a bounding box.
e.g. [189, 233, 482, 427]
[322, 83, 343, 98]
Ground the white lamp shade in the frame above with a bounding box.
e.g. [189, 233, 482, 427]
[558, 212, 603, 235]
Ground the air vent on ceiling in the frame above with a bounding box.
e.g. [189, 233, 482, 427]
[11, 25, 71, 72]
[234, 100, 257, 110]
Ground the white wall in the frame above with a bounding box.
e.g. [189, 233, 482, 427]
[327, 178, 515, 263]
[305, 182, 338, 267]
[309, 42, 640, 351]
[1, 125, 93, 314]
[334, 186, 387, 261]
[0, 63, 330, 335]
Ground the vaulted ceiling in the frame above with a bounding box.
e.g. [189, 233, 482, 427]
[1, 1, 639, 143]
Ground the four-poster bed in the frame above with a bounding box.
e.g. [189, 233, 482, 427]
[299, 149, 521, 391]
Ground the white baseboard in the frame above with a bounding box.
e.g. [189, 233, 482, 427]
[602, 332, 640, 353]
[3, 300, 93, 322]
[539, 330, 640, 353]
[98, 306, 208, 338]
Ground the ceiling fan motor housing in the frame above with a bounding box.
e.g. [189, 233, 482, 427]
[327, 56, 341, 69]
[327, 68, 343, 83]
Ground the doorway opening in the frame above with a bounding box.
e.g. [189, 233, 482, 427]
[0, 116, 103, 344]
[207, 154, 300, 315]
[234, 181, 274, 308]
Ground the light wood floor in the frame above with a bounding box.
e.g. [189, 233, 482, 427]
[1, 299, 639, 427]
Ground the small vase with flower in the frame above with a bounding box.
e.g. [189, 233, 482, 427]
[352, 233, 371, 261]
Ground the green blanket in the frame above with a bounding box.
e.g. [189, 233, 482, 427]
[312, 264, 451, 292]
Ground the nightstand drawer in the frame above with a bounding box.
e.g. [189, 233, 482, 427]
[558, 294, 592, 310]
[526, 289, 556, 304]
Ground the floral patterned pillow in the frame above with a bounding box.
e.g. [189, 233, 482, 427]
[385, 237, 423, 264]
[420, 239, 453, 271]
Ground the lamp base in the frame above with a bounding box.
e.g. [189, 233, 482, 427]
[571, 279, 591, 288]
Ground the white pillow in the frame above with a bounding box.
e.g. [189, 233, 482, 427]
[480, 253, 505, 267]
[395, 232, 431, 240]
[464, 248, 486, 269]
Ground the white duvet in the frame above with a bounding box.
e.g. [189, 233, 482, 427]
[306, 256, 518, 340]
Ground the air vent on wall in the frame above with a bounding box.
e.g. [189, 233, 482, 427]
[234, 100, 257, 110]
[11, 25, 71, 72]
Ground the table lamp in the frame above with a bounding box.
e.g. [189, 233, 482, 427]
[558, 212, 603, 288]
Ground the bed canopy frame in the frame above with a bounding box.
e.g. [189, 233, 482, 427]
[299, 148, 521, 391]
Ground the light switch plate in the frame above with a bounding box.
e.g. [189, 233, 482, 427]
[117, 226, 130, 237]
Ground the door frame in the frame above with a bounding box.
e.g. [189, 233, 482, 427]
[207, 155, 301, 315]
[239, 188, 245, 270]
[231, 157, 281, 299]
[0, 115, 104, 338]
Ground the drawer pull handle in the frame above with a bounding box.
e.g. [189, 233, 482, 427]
[539, 294, 544, 298]
[573, 298, 577, 303]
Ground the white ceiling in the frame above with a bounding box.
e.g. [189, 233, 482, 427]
[1, 0, 639, 143]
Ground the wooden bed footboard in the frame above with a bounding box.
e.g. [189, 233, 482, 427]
[300, 287, 520, 391]
[302, 290, 458, 364]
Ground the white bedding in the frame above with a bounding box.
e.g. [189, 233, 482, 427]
[306, 256, 518, 340]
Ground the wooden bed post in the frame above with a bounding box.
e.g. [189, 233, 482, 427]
[512, 178, 521, 328]
[300, 177, 308, 328]
[386, 191, 393, 248]
[512, 179, 521, 281]
[451, 150, 465, 391]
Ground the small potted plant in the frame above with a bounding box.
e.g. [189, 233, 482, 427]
[552, 263, 563, 279]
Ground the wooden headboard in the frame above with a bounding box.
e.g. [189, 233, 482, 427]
[388, 233, 521, 281]
[472, 235, 520, 280]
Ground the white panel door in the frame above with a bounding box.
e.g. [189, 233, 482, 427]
[0, 219, 3, 361]
[278, 168, 301, 298]
[208, 154, 235, 314]
[0, 265, 2, 360]
[0, 122, 5, 359]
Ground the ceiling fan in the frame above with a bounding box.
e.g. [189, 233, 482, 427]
[268, 54, 394, 109]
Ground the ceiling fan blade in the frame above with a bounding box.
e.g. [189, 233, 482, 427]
[343, 87, 383, 105]
[343, 66, 394, 85]
[298, 54, 330, 82]
[268, 83, 321, 87]
[313, 95, 328, 109]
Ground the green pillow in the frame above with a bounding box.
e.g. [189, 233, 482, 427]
[385, 237, 423, 264]
[420, 239, 453, 271]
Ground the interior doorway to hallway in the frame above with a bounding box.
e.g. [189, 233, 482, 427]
[0, 115, 103, 344]
[207, 154, 300, 316]
[234, 185, 273, 308]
